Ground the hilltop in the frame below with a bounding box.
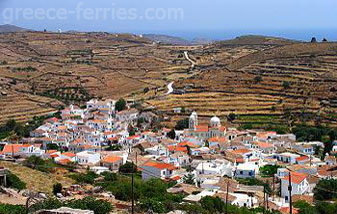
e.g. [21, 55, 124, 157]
[0, 24, 30, 33]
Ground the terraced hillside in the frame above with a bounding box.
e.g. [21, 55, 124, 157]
[0, 31, 196, 124]
[149, 42, 337, 127]
[1, 32, 336, 127]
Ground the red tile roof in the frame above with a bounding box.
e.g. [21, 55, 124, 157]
[102, 156, 123, 163]
[195, 125, 208, 132]
[281, 172, 308, 184]
[144, 161, 177, 170]
[2, 144, 23, 154]
[280, 207, 299, 214]
[231, 149, 252, 154]
[296, 156, 309, 161]
[62, 152, 76, 158]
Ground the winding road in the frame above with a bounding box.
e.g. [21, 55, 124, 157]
[166, 81, 174, 95]
[184, 51, 196, 69]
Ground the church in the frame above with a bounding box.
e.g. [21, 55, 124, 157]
[187, 111, 227, 140]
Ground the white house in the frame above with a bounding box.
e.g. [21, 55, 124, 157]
[234, 163, 259, 178]
[141, 161, 177, 180]
[280, 172, 309, 202]
[276, 152, 300, 164]
[195, 160, 233, 179]
[76, 151, 101, 165]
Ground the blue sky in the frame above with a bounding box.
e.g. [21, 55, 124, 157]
[0, 0, 336, 40]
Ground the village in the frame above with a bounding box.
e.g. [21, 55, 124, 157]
[1, 98, 337, 214]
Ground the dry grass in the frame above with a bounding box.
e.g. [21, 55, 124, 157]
[0, 161, 74, 195]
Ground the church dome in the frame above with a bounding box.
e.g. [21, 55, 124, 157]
[210, 116, 221, 127]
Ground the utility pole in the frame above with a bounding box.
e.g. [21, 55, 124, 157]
[272, 174, 275, 201]
[263, 185, 266, 214]
[225, 181, 229, 214]
[288, 172, 292, 214]
[131, 161, 135, 214]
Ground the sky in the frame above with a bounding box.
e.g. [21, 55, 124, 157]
[0, 0, 337, 40]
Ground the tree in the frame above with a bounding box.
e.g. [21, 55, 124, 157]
[228, 113, 236, 122]
[311, 37, 317, 43]
[119, 162, 137, 174]
[182, 173, 195, 185]
[259, 165, 280, 177]
[53, 183, 62, 196]
[322, 38, 328, 42]
[143, 87, 150, 93]
[47, 143, 59, 150]
[283, 81, 291, 89]
[175, 118, 189, 130]
[314, 179, 337, 201]
[24, 155, 46, 170]
[115, 98, 126, 112]
[167, 129, 176, 140]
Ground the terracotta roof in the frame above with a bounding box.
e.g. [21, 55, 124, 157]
[195, 125, 208, 132]
[46, 150, 58, 154]
[280, 207, 299, 214]
[102, 155, 123, 163]
[62, 152, 76, 158]
[126, 135, 141, 140]
[231, 149, 252, 154]
[168, 146, 188, 153]
[296, 156, 309, 161]
[58, 159, 71, 164]
[281, 172, 308, 184]
[143, 161, 177, 170]
[255, 142, 274, 148]
[2, 144, 23, 154]
[236, 158, 245, 163]
[208, 137, 228, 143]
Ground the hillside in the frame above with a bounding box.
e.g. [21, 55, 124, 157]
[0, 31, 195, 124]
[0, 24, 30, 33]
[0, 32, 336, 127]
[149, 42, 337, 127]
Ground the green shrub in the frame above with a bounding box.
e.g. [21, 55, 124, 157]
[6, 171, 26, 190]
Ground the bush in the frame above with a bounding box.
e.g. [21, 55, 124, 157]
[6, 171, 26, 190]
[0, 203, 26, 214]
[71, 171, 98, 184]
[53, 183, 62, 196]
[30, 197, 113, 214]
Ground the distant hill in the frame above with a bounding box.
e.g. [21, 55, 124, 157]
[217, 35, 298, 46]
[0, 24, 30, 33]
[143, 34, 211, 46]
